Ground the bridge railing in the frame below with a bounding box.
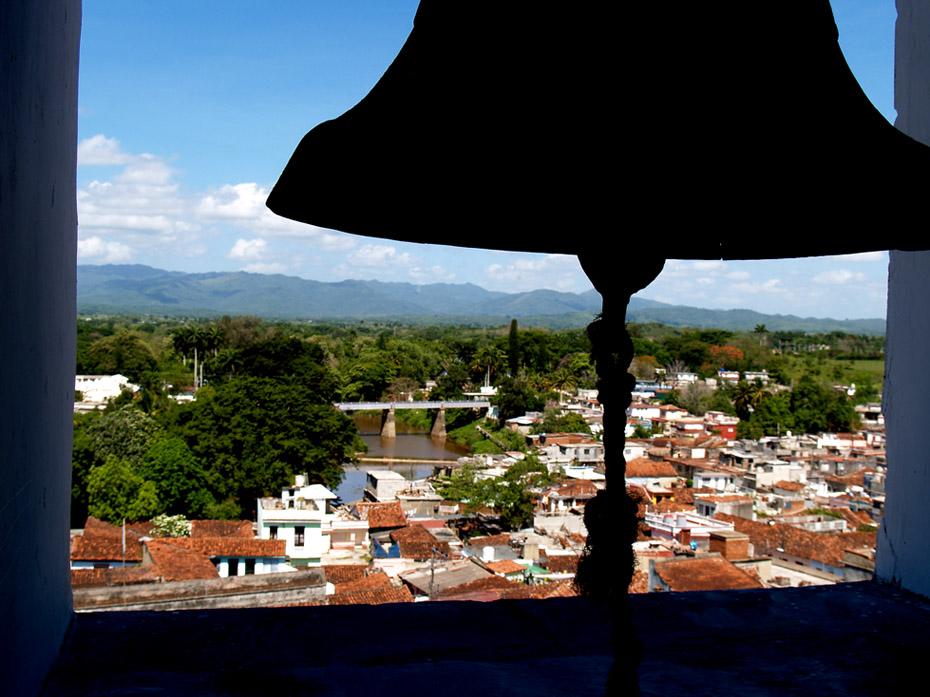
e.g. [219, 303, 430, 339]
[334, 401, 491, 411]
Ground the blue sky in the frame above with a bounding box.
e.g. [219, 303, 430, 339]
[77, 1, 896, 319]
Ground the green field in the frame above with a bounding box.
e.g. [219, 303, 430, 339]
[781, 356, 884, 397]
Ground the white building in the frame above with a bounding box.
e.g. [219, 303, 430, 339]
[365, 470, 407, 502]
[74, 374, 137, 411]
[256, 475, 341, 566]
[644, 512, 734, 548]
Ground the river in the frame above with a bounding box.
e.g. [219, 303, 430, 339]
[335, 413, 471, 504]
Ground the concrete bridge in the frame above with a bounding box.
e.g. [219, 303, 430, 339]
[334, 401, 491, 438]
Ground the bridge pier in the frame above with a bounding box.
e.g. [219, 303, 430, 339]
[430, 407, 447, 439]
[381, 406, 396, 438]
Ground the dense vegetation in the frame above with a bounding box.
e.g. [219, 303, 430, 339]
[72, 316, 882, 525]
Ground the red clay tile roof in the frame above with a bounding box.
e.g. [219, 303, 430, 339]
[629, 570, 649, 594]
[791, 507, 875, 530]
[71, 535, 143, 562]
[70, 566, 160, 587]
[653, 486, 715, 513]
[653, 499, 694, 514]
[773, 480, 805, 492]
[82, 516, 123, 537]
[353, 501, 408, 529]
[543, 554, 580, 574]
[824, 468, 878, 487]
[625, 458, 679, 478]
[537, 580, 579, 598]
[539, 433, 588, 445]
[654, 556, 765, 592]
[322, 565, 368, 585]
[326, 586, 413, 605]
[332, 571, 392, 595]
[190, 520, 254, 538]
[152, 537, 286, 558]
[468, 533, 512, 548]
[439, 575, 533, 600]
[740, 565, 765, 586]
[485, 559, 526, 575]
[627, 485, 649, 518]
[696, 495, 754, 503]
[391, 525, 451, 560]
[668, 457, 721, 468]
[143, 541, 220, 581]
[714, 513, 877, 568]
[839, 509, 877, 528]
[82, 516, 154, 541]
[548, 479, 598, 499]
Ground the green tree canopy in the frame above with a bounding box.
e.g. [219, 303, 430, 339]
[139, 437, 215, 518]
[87, 455, 162, 523]
[163, 377, 362, 515]
[85, 330, 157, 382]
[495, 376, 545, 424]
[737, 376, 860, 438]
[86, 405, 164, 468]
[438, 456, 553, 530]
[209, 336, 339, 400]
[531, 409, 591, 435]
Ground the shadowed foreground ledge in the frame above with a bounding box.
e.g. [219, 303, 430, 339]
[42, 584, 928, 697]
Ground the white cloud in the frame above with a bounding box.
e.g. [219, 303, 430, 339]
[348, 244, 416, 268]
[691, 260, 727, 272]
[77, 236, 132, 263]
[77, 134, 134, 166]
[482, 254, 589, 292]
[730, 278, 787, 295]
[227, 238, 268, 262]
[726, 270, 751, 281]
[199, 182, 267, 220]
[812, 269, 866, 285]
[197, 182, 356, 250]
[78, 153, 196, 251]
[77, 137, 363, 266]
[409, 265, 455, 281]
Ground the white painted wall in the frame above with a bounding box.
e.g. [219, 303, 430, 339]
[876, 1, 930, 600]
[0, 4, 80, 695]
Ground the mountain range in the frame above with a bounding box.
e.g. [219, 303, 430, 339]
[77, 265, 886, 334]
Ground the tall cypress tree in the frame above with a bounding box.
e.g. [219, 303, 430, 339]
[508, 318, 520, 376]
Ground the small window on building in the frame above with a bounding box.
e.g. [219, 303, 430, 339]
[295, 526, 305, 547]
[270, 525, 278, 540]
[245, 558, 255, 575]
[228, 558, 239, 576]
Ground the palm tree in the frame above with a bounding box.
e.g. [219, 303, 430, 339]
[471, 345, 507, 385]
[732, 380, 767, 419]
[172, 325, 208, 389]
[753, 324, 769, 347]
[549, 368, 577, 403]
[171, 328, 191, 366]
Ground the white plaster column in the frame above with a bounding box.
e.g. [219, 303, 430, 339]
[876, 0, 930, 598]
[0, 3, 81, 695]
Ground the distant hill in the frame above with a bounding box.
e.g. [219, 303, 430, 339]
[77, 265, 885, 334]
[625, 299, 886, 335]
[78, 265, 602, 323]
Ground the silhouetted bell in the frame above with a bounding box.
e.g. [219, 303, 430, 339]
[268, 1, 929, 259]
